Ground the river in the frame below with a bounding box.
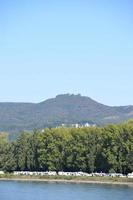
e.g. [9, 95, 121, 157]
[0, 181, 133, 200]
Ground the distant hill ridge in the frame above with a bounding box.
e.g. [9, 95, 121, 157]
[0, 94, 133, 133]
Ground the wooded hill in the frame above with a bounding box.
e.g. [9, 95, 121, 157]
[0, 94, 133, 133]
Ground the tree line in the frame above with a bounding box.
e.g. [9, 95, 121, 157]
[0, 121, 133, 174]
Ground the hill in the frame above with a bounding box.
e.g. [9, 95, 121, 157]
[0, 94, 133, 134]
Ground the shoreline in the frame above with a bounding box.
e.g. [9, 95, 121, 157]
[0, 177, 133, 186]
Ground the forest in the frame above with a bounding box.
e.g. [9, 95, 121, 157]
[0, 121, 133, 174]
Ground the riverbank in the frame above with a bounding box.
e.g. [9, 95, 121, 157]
[0, 175, 133, 186]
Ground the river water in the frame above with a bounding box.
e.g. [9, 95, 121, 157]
[0, 181, 133, 200]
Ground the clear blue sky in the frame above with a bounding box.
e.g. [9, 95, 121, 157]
[0, 0, 133, 105]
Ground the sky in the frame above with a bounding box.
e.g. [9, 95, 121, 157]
[0, 0, 133, 106]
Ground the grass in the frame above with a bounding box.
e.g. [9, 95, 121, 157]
[0, 173, 133, 184]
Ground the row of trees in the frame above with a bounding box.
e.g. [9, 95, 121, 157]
[0, 121, 133, 174]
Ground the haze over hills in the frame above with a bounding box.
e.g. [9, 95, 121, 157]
[0, 94, 133, 133]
